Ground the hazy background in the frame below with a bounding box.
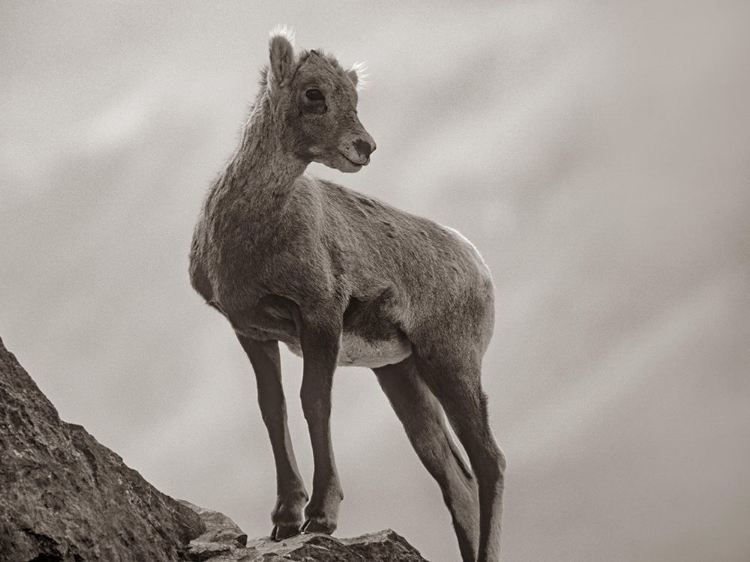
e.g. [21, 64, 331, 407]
[2, 1, 749, 561]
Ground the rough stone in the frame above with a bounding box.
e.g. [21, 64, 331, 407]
[183, 507, 429, 562]
[0, 336, 205, 562]
[179, 500, 429, 561]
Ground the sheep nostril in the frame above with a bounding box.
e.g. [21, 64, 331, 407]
[354, 138, 374, 158]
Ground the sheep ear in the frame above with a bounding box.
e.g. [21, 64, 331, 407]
[346, 68, 359, 88]
[346, 62, 368, 91]
[269, 26, 296, 89]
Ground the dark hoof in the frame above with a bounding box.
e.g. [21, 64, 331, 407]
[272, 523, 301, 541]
[301, 518, 336, 535]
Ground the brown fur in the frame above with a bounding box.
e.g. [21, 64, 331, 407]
[189, 29, 505, 562]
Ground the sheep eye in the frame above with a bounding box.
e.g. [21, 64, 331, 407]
[305, 89, 324, 101]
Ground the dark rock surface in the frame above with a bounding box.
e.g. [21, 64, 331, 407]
[237, 531, 427, 562]
[183, 501, 426, 562]
[179, 500, 429, 561]
[0, 336, 205, 561]
[0, 336, 428, 561]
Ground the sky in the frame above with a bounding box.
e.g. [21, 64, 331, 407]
[1, 2, 749, 561]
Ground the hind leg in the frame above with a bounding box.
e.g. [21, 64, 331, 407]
[413, 350, 506, 562]
[374, 356, 479, 562]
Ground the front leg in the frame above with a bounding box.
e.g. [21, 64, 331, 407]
[237, 335, 308, 540]
[298, 316, 343, 534]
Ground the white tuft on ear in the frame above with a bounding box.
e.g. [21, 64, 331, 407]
[269, 25, 297, 89]
[347, 61, 370, 91]
[270, 24, 296, 46]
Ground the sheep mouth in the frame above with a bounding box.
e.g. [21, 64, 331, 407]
[336, 153, 366, 173]
[340, 153, 369, 167]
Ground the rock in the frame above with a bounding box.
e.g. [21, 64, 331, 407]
[0, 337, 205, 561]
[183, 504, 427, 562]
[179, 500, 429, 561]
[179, 498, 430, 561]
[177, 500, 248, 561]
[243, 531, 428, 562]
[0, 335, 428, 561]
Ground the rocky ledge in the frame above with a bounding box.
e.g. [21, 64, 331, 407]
[183, 500, 425, 561]
[0, 336, 427, 562]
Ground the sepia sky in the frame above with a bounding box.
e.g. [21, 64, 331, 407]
[1, 2, 749, 561]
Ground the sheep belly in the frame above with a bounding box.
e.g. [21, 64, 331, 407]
[284, 332, 412, 368]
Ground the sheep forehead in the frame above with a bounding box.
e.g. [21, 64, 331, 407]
[298, 52, 355, 92]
